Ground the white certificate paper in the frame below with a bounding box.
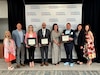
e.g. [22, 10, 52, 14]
[28, 38, 36, 46]
[41, 38, 48, 45]
[62, 35, 69, 42]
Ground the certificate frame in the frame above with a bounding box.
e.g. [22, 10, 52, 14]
[27, 38, 36, 46]
[41, 38, 49, 46]
[61, 35, 69, 43]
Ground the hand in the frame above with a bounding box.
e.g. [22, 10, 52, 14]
[49, 42, 51, 45]
[62, 33, 64, 35]
[69, 37, 73, 41]
[35, 44, 38, 47]
[39, 43, 42, 47]
[80, 46, 83, 49]
[57, 43, 61, 46]
[26, 45, 30, 48]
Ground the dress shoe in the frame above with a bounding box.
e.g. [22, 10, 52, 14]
[45, 62, 49, 66]
[40, 62, 44, 66]
[21, 63, 25, 66]
[16, 64, 20, 68]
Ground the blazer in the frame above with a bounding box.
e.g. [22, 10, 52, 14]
[37, 29, 51, 44]
[12, 29, 26, 47]
[62, 29, 76, 43]
[74, 30, 85, 46]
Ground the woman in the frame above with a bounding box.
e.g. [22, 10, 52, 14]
[51, 23, 61, 65]
[74, 24, 85, 65]
[3, 31, 16, 70]
[83, 24, 96, 65]
[25, 25, 38, 67]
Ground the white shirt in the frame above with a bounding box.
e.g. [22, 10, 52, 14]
[42, 29, 46, 37]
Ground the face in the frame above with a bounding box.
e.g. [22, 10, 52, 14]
[42, 22, 46, 29]
[28, 25, 33, 31]
[54, 25, 58, 31]
[78, 25, 82, 31]
[66, 23, 71, 30]
[85, 25, 89, 31]
[16, 23, 22, 30]
[5, 31, 10, 37]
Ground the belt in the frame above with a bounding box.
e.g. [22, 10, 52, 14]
[21, 43, 23, 44]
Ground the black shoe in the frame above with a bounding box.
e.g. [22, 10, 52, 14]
[45, 62, 49, 66]
[40, 62, 44, 66]
[16, 64, 20, 68]
[21, 64, 25, 66]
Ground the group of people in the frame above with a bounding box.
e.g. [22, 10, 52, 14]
[3, 22, 96, 70]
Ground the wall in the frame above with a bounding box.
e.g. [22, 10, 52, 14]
[0, 0, 8, 40]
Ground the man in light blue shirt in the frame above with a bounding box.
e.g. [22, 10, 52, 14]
[12, 23, 26, 68]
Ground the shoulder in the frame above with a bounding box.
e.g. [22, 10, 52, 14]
[71, 29, 74, 32]
[10, 39, 14, 42]
[4, 38, 8, 41]
[22, 30, 26, 32]
[38, 29, 42, 32]
[25, 32, 28, 35]
[33, 32, 37, 34]
[12, 30, 16, 33]
[88, 31, 93, 35]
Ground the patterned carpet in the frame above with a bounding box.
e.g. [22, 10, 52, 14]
[0, 70, 100, 75]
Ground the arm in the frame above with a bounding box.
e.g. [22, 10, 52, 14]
[24, 32, 28, 45]
[89, 31, 94, 42]
[48, 29, 51, 42]
[12, 31, 16, 42]
[51, 31, 60, 46]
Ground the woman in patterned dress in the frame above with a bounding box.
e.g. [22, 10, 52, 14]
[83, 24, 96, 65]
[51, 23, 61, 65]
[3, 31, 16, 70]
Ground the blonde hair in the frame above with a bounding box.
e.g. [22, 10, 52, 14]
[4, 30, 12, 39]
[28, 25, 34, 33]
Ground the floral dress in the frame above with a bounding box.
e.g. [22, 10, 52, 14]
[83, 32, 96, 60]
[4, 38, 16, 62]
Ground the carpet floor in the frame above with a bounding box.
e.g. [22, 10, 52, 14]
[0, 70, 100, 75]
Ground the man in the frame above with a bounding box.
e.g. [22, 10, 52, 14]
[62, 23, 76, 67]
[12, 23, 26, 68]
[37, 22, 51, 66]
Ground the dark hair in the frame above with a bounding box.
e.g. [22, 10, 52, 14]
[84, 24, 92, 35]
[85, 24, 91, 31]
[52, 23, 59, 32]
[75, 24, 83, 31]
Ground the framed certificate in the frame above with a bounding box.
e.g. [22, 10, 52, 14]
[41, 38, 49, 46]
[27, 38, 36, 46]
[61, 35, 69, 43]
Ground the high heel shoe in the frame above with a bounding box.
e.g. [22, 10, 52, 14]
[8, 66, 14, 70]
[29, 62, 32, 67]
[87, 61, 92, 65]
[32, 61, 34, 67]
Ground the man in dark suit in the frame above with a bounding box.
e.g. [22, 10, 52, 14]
[62, 23, 76, 67]
[37, 22, 51, 66]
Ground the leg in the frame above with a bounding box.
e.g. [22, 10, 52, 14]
[44, 46, 49, 66]
[64, 44, 69, 62]
[16, 47, 21, 65]
[74, 45, 80, 63]
[68, 43, 73, 63]
[31, 46, 35, 67]
[7, 61, 14, 70]
[44, 46, 48, 62]
[20, 44, 25, 65]
[79, 48, 84, 64]
[40, 47, 45, 66]
[28, 47, 32, 67]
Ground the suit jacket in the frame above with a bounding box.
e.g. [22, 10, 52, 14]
[37, 29, 51, 44]
[12, 29, 26, 47]
[74, 30, 85, 46]
[62, 29, 76, 43]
